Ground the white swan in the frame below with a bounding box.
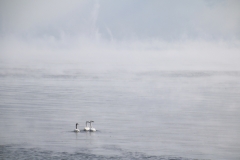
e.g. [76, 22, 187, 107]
[89, 121, 96, 132]
[84, 121, 90, 131]
[74, 123, 80, 132]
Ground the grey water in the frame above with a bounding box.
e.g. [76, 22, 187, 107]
[0, 65, 240, 160]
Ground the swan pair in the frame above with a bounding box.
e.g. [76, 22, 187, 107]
[74, 121, 96, 132]
[84, 121, 96, 132]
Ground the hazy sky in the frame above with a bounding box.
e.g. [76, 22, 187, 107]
[0, 0, 240, 71]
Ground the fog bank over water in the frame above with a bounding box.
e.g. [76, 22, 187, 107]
[0, 0, 240, 71]
[1, 38, 240, 71]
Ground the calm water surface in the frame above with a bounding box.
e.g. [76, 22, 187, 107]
[0, 65, 240, 160]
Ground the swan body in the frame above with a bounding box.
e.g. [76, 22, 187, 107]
[84, 121, 90, 131]
[89, 121, 96, 132]
[74, 128, 80, 132]
[74, 123, 80, 132]
[90, 128, 96, 132]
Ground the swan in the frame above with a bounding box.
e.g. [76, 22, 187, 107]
[74, 123, 80, 132]
[89, 121, 96, 132]
[84, 121, 90, 131]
